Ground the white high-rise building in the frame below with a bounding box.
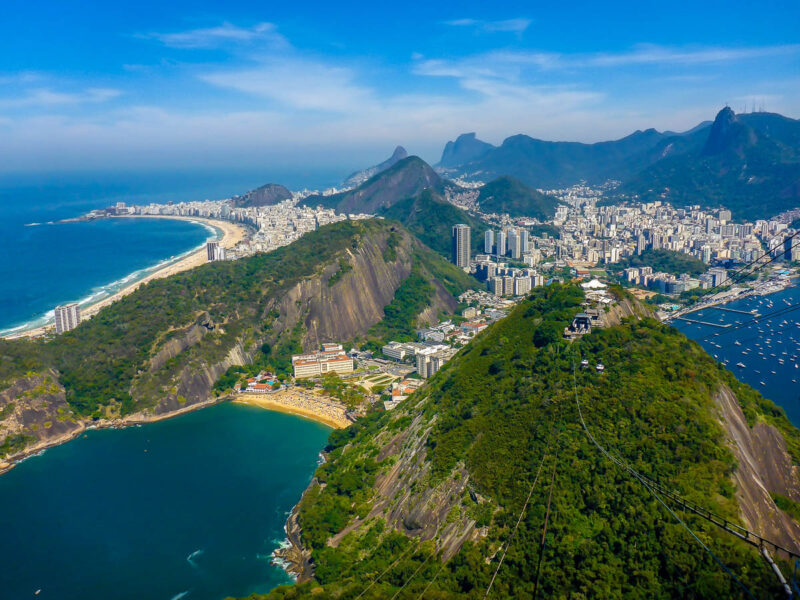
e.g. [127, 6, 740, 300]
[520, 230, 530, 254]
[207, 240, 220, 261]
[206, 240, 226, 261]
[496, 230, 507, 257]
[452, 224, 471, 268]
[484, 230, 494, 254]
[508, 229, 522, 259]
[54, 303, 81, 334]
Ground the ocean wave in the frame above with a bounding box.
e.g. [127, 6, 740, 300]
[1, 218, 222, 337]
[169, 591, 190, 600]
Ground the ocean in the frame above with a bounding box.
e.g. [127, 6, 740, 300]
[0, 403, 331, 600]
[0, 172, 342, 600]
[0, 169, 346, 334]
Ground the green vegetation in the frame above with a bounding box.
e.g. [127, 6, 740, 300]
[381, 188, 487, 256]
[529, 223, 561, 239]
[477, 175, 559, 219]
[772, 493, 800, 522]
[366, 267, 432, 343]
[319, 373, 367, 409]
[327, 258, 353, 287]
[247, 284, 796, 599]
[621, 110, 800, 220]
[0, 433, 35, 457]
[612, 248, 707, 277]
[0, 221, 386, 417]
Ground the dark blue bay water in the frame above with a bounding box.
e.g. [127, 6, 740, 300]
[0, 403, 330, 600]
[674, 284, 800, 427]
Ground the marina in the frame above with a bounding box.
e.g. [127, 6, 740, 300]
[674, 284, 800, 427]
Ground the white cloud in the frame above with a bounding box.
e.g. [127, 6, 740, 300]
[147, 22, 288, 50]
[0, 87, 121, 109]
[200, 59, 373, 112]
[585, 43, 800, 67]
[417, 44, 800, 79]
[444, 17, 531, 34]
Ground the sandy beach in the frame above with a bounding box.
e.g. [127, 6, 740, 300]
[233, 389, 352, 429]
[3, 215, 248, 340]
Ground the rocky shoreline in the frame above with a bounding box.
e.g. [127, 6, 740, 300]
[0, 395, 224, 476]
[272, 469, 322, 583]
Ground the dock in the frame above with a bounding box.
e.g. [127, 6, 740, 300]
[709, 306, 759, 316]
[674, 316, 731, 328]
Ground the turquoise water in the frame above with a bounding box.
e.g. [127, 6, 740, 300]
[0, 403, 331, 600]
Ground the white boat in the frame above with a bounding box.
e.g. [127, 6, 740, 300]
[736, 362, 746, 368]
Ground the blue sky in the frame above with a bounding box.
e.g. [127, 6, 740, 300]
[1, 0, 798, 175]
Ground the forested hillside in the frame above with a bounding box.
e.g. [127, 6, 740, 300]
[247, 285, 800, 599]
[0, 220, 476, 459]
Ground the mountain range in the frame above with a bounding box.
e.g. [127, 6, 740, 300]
[301, 156, 493, 255]
[438, 108, 800, 219]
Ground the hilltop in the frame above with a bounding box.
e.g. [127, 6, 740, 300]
[0, 220, 477, 464]
[439, 132, 495, 168]
[233, 183, 293, 208]
[343, 146, 409, 189]
[622, 108, 800, 219]
[438, 128, 672, 187]
[476, 175, 559, 219]
[302, 156, 444, 214]
[302, 156, 489, 257]
[245, 285, 800, 599]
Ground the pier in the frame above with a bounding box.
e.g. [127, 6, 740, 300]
[709, 306, 759, 316]
[674, 316, 731, 328]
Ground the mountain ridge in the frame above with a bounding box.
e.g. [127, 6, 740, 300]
[248, 285, 800, 599]
[343, 146, 409, 189]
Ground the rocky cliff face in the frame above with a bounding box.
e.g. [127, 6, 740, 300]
[0, 371, 83, 470]
[714, 384, 800, 552]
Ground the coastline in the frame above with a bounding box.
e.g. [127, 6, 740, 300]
[0, 390, 351, 477]
[0, 395, 225, 476]
[1, 215, 249, 340]
[233, 389, 352, 429]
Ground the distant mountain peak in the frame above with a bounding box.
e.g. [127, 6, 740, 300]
[439, 132, 495, 168]
[702, 107, 756, 156]
[389, 145, 408, 160]
[343, 146, 409, 188]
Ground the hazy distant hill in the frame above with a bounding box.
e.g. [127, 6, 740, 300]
[477, 176, 559, 219]
[233, 183, 293, 207]
[381, 188, 486, 255]
[438, 127, 678, 187]
[303, 155, 488, 256]
[342, 146, 409, 188]
[438, 132, 495, 168]
[622, 108, 800, 219]
[303, 156, 443, 214]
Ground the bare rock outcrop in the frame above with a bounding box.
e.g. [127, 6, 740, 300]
[714, 384, 800, 553]
[0, 371, 84, 467]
